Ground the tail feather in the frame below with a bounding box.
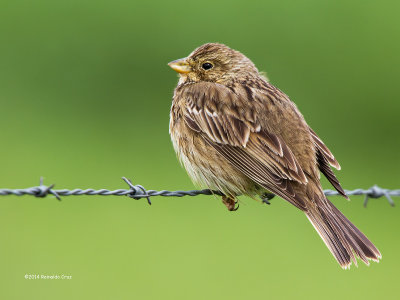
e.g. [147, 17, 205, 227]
[306, 193, 381, 269]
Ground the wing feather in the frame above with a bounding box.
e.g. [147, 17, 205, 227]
[207, 140, 306, 209]
[309, 128, 341, 170]
[182, 82, 310, 210]
[309, 127, 347, 199]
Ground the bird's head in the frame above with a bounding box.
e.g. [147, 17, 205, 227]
[168, 43, 261, 85]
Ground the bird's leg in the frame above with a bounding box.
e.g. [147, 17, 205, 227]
[260, 192, 275, 205]
[222, 195, 239, 211]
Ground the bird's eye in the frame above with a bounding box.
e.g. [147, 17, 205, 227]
[202, 62, 213, 70]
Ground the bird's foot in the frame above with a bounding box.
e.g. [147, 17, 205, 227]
[222, 195, 239, 211]
[260, 192, 275, 205]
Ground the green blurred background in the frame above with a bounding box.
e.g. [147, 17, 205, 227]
[0, 0, 399, 299]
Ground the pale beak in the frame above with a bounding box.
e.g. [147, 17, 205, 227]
[168, 58, 191, 74]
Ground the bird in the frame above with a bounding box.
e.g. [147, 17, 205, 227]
[168, 43, 381, 269]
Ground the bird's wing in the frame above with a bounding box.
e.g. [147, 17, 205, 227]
[309, 128, 340, 170]
[181, 82, 308, 210]
[308, 128, 348, 199]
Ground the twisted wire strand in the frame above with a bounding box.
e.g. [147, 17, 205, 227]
[0, 177, 397, 207]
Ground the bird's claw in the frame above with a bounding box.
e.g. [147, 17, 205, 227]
[261, 192, 275, 205]
[222, 195, 239, 211]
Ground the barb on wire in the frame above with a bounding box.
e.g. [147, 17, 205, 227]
[0, 177, 397, 207]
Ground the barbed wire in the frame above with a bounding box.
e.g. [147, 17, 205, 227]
[0, 177, 397, 207]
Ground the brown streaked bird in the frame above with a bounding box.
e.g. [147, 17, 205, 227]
[168, 43, 381, 269]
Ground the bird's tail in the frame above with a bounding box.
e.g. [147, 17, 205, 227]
[305, 190, 381, 269]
